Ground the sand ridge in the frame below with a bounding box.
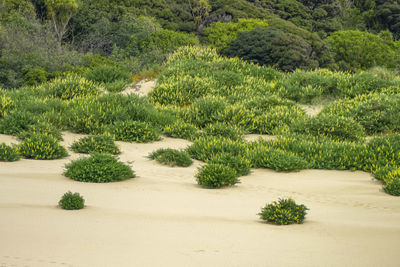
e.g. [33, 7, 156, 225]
[1, 132, 400, 267]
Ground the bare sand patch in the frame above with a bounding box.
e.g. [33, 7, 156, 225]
[1, 132, 399, 267]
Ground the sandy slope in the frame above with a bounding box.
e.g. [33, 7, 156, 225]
[1, 132, 400, 267]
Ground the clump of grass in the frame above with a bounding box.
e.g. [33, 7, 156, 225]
[18, 133, 68, 160]
[149, 148, 193, 167]
[196, 163, 239, 189]
[0, 143, 20, 162]
[106, 121, 161, 143]
[64, 153, 135, 183]
[59, 191, 85, 210]
[259, 198, 308, 225]
[71, 135, 120, 154]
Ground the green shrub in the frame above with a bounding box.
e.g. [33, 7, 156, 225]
[258, 198, 308, 225]
[18, 133, 68, 159]
[372, 166, 397, 182]
[202, 122, 243, 141]
[187, 136, 247, 162]
[17, 121, 63, 141]
[149, 148, 193, 167]
[41, 75, 100, 100]
[0, 110, 40, 135]
[189, 97, 227, 127]
[64, 153, 135, 183]
[207, 153, 251, 176]
[249, 147, 310, 172]
[0, 95, 15, 118]
[23, 67, 49, 86]
[71, 135, 120, 154]
[85, 65, 130, 84]
[196, 163, 239, 189]
[106, 121, 160, 143]
[59, 191, 85, 210]
[104, 79, 128, 93]
[383, 173, 400, 196]
[0, 143, 20, 162]
[290, 114, 365, 142]
[163, 120, 199, 140]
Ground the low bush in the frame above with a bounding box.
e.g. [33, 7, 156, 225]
[201, 122, 243, 141]
[64, 153, 135, 183]
[187, 136, 247, 162]
[249, 147, 310, 172]
[258, 198, 308, 225]
[290, 114, 365, 142]
[207, 153, 251, 176]
[18, 133, 68, 160]
[0, 143, 20, 162]
[372, 166, 397, 182]
[149, 148, 193, 167]
[41, 75, 100, 100]
[85, 65, 131, 84]
[188, 97, 227, 127]
[163, 120, 199, 140]
[196, 163, 239, 189]
[0, 110, 40, 135]
[106, 121, 160, 143]
[58, 191, 85, 210]
[104, 79, 128, 93]
[0, 95, 15, 118]
[71, 135, 120, 154]
[17, 121, 63, 141]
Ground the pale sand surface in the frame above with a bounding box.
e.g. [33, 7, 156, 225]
[1, 132, 400, 267]
[121, 80, 157, 97]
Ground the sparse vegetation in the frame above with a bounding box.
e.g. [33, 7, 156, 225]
[259, 198, 308, 225]
[149, 148, 193, 167]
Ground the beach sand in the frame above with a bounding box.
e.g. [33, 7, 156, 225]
[1, 132, 400, 267]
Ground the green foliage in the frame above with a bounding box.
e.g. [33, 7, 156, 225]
[326, 30, 399, 71]
[106, 121, 160, 143]
[40, 75, 100, 100]
[71, 135, 120, 154]
[17, 120, 63, 141]
[383, 170, 400, 196]
[0, 110, 41, 135]
[188, 96, 227, 127]
[85, 65, 130, 84]
[163, 120, 199, 140]
[196, 163, 239, 189]
[23, 67, 49, 86]
[201, 122, 243, 141]
[136, 29, 198, 55]
[58, 191, 85, 210]
[225, 27, 319, 72]
[64, 153, 135, 183]
[104, 79, 128, 93]
[0, 143, 20, 161]
[187, 136, 247, 162]
[248, 147, 310, 172]
[259, 198, 308, 225]
[0, 95, 15, 118]
[207, 152, 251, 176]
[204, 18, 269, 52]
[372, 166, 397, 182]
[149, 148, 193, 167]
[290, 114, 365, 142]
[18, 133, 68, 159]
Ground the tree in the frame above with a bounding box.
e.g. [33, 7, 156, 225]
[326, 30, 399, 71]
[188, 0, 211, 32]
[225, 27, 319, 72]
[204, 18, 268, 52]
[44, 0, 78, 48]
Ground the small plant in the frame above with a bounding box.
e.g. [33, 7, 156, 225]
[58, 191, 85, 210]
[85, 65, 131, 84]
[0, 143, 20, 162]
[201, 122, 243, 141]
[149, 148, 193, 167]
[106, 121, 160, 143]
[18, 133, 68, 160]
[163, 120, 199, 140]
[383, 170, 400, 196]
[207, 153, 251, 176]
[196, 163, 239, 189]
[64, 153, 135, 183]
[71, 135, 120, 154]
[258, 198, 308, 225]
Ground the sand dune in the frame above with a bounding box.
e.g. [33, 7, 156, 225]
[1, 132, 400, 267]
